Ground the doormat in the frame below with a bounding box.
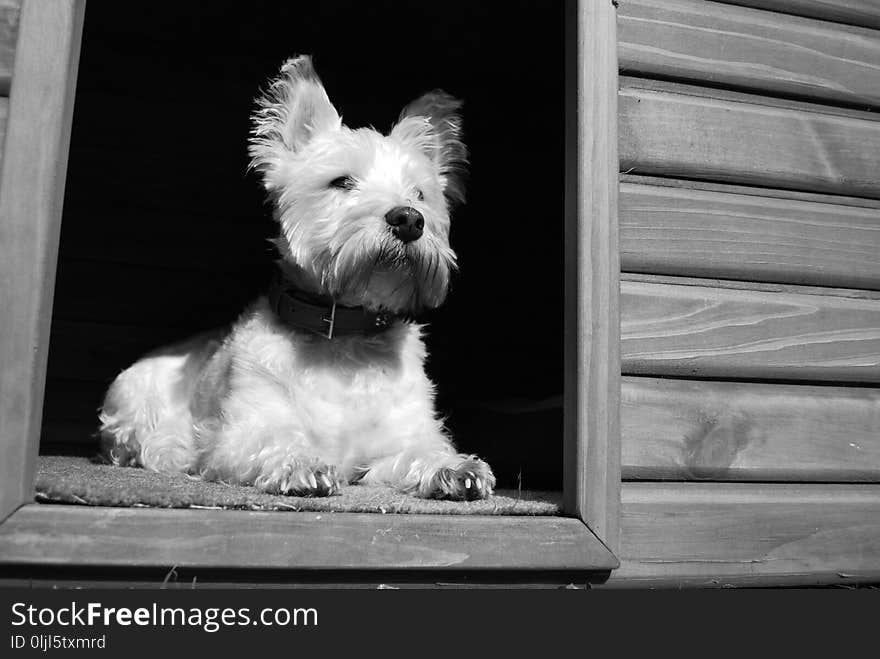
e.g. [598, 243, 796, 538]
[35, 455, 560, 515]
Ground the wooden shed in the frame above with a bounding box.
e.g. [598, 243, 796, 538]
[0, 0, 879, 588]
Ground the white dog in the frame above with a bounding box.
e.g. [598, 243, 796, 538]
[98, 56, 495, 500]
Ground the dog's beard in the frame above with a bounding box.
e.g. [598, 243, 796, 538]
[317, 229, 455, 313]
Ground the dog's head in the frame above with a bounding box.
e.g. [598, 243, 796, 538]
[249, 55, 466, 314]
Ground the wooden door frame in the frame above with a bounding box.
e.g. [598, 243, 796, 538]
[563, 0, 622, 553]
[0, 0, 85, 524]
[0, 0, 622, 583]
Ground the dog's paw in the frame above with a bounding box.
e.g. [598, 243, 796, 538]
[424, 457, 495, 501]
[261, 460, 342, 497]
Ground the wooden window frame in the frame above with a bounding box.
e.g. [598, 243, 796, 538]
[0, 0, 621, 584]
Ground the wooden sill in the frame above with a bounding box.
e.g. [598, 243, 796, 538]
[0, 504, 618, 583]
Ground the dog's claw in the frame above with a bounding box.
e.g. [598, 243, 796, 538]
[272, 462, 341, 497]
[424, 459, 495, 501]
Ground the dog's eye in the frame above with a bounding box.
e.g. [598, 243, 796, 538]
[416, 189, 425, 201]
[329, 175, 356, 191]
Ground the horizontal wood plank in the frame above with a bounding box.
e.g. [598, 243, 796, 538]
[605, 482, 880, 587]
[621, 173, 880, 210]
[623, 271, 880, 300]
[719, 0, 880, 30]
[619, 0, 880, 107]
[0, 0, 19, 95]
[620, 179, 880, 289]
[621, 376, 880, 481]
[0, 504, 618, 572]
[622, 74, 878, 120]
[619, 79, 880, 198]
[621, 277, 880, 382]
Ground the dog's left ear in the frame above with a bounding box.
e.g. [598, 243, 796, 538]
[392, 91, 468, 205]
[249, 56, 341, 184]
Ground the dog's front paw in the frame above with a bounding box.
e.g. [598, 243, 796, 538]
[260, 460, 342, 497]
[424, 457, 495, 501]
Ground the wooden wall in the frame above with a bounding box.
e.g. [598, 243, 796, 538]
[611, 0, 880, 587]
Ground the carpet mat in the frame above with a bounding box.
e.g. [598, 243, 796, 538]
[35, 455, 560, 515]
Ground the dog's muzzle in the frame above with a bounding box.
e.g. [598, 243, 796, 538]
[385, 206, 424, 243]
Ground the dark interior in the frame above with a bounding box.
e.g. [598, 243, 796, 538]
[41, 0, 566, 491]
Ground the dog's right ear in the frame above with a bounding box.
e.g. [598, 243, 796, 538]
[392, 90, 468, 206]
[249, 56, 341, 179]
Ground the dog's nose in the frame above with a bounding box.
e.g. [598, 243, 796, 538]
[385, 206, 424, 243]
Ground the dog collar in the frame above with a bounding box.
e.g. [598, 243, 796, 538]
[267, 276, 399, 340]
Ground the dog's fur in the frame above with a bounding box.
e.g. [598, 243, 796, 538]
[98, 56, 495, 500]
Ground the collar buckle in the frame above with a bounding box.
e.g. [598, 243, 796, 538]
[320, 300, 337, 340]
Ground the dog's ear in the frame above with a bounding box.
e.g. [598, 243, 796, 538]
[392, 91, 468, 205]
[249, 56, 341, 178]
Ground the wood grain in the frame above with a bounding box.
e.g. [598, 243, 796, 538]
[620, 179, 880, 289]
[563, 0, 621, 551]
[0, 0, 84, 522]
[619, 0, 880, 107]
[0, 96, 7, 163]
[0, 0, 20, 95]
[604, 482, 880, 588]
[620, 277, 880, 382]
[719, 0, 880, 30]
[0, 504, 619, 572]
[621, 376, 880, 481]
[619, 79, 880, 199]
